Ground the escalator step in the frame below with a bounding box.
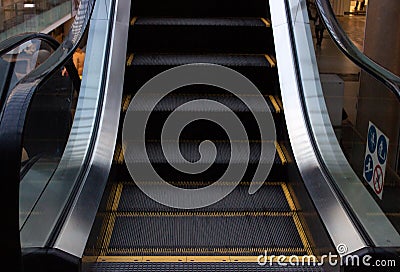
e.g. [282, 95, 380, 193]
[121, 93, 282, 114]
[124, 54, 278, 91]
[131, 0, 269, 18]
[113, 141, 286, 165]
[134, 17, 268, 27]
[117, 182, 291, 212]
[107, 213, 305, 255]
[84, 262, 324, 272]
[123, 92, 276, 113]
[130, 54, 273, 67]
[125, 141, 278, 164]
[130, 17, 272, 53]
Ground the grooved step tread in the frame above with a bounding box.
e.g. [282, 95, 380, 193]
[121, 93, 282, 113]
[133, 17, 270, 27]
[114, 182, 292, 212]
[102, 214, 307, 255]
[113, 141, 288, 165]
[83, 261, 324, 271]
[127, 54, 275, 68]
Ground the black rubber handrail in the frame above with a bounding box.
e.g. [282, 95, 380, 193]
[315, 0, 400, 102]
[0, 33, 80, 115]
[0, 1, 95, 270]
[0, 33, 59, 56]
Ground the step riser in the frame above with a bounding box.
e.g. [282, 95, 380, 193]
[124, 66, 279, 92]
[118, 113, 283, 140]
[129, 26, 273, 54]
[112, 162, 287, 184]
[131, 0, 269, 18]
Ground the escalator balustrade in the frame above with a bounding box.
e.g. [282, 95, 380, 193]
[83, 0, 323, 270]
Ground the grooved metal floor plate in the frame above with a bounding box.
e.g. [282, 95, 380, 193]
[117, 183, 291, 212]
[107, 214, 304, 255]
[83, 262, 324, 272]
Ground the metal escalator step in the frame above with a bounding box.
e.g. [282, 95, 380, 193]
[131, 0, 269, 18]
[106, 213, 305, 255]
[125, 141, 279, 164]
[124, 54, 278, 91]
[131, 54, 272, 67]
[118, 92, 283, 140]
[123, 93, 276, 113]
[130, 17, 272, 54]
[84, 261, 324, 272]
[134, 17, 268, 27]
[113, 141, 286, 166]
[117, 182, 291, 212]
[121, 93, 282, 114]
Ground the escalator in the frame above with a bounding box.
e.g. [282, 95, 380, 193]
[82, 0, 329, 270]
[3, 0, 400, 271]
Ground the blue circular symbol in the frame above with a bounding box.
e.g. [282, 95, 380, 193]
[364, 154, 373, 182]
[377, 135, 388, 165]
[367, 125, 377, 153]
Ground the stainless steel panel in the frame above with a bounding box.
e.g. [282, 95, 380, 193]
[270, 0, 368, 254]
[53, 0, 131, 257]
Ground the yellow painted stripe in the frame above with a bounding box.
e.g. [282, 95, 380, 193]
[100, 183, 123, 255]
[122, 94, 132, 112]
[130, 16, 138, 26]
[281, 183, 296, 211]
[281, 183, 314, 256]
[100, 213, 116, 256]
[260, 17, 271, 27]
[93, 254, 317, 263]
[293, 213, 314, 256]
[265, 54, 276, 68]
[106, 247, 307, 255]
[113, 143, 124, 164]
[275, 96, 283, 109]
[127, 53, 134, 66]
[269, 95, 281, 113]
[82, 256, 98, 263]
[113, 144, 122, 163]
[112, 183, 123, 211]
[280, 143, 293, 164]
[123, 181, 284, 187]
[145, 139, 275, 143]
[114, 211, 293, 217]
[275, 142, 287, 165]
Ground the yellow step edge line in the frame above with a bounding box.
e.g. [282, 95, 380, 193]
[144, 139, 275, 143]
[268, 95, 281, 113]
[281, 183, 296, 211]
[130, 16, 138, 26]
[112, 183, 123, 211]
[275, 142, 287, 165]
[100, 183, 123, 255]
[97, 183, 119, 250]
[112, 144, 120, 163]
[122, 94, 132, 112]
[117, 146, 124, 164]
[120, 181, 284, 187]
[260, 17, 271, 27]
[264, 54, 276, 68]
[99, 212, 116, 256]
[127, 53, 134, 66]
[106, 247, 306, 255]
[114, 211, 293, 217]
[275, 95, 283, 109]
[281, 183, 314, 256]
[280, 143, 293, 164]
[293, 213, 314, 256]
[92, 255, 317, 263]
